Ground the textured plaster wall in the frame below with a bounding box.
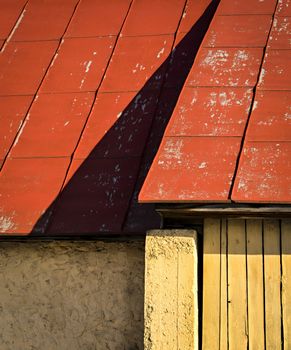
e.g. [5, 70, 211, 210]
[0, 240, 145, 350]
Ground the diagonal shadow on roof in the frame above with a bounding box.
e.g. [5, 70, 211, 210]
[31, 0, 219, 237]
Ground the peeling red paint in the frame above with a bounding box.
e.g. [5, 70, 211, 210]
[139, 137, 241, 202]
[9, 93, 95, 158]
[40, 37, 115, 93]
[100, 35, 173, 92]
[0, 0, 26, 40]
[0, 95, 33, 159]
[1, 0, 289, 236]
[217, 0, 277, 15]
[232, 142, 291, 203]
[10, 0, 78, 41]
[204, 15, 271, 48]
[246, 91, 291, 142]
[0, 158, 70, 234]
[140, 0, 290, 204]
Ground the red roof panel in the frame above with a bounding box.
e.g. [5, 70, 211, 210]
[164, 29, 204, 88]
[0, 41, 58, 95]
[178, 0, 212, 33]
[9, 93, 94, 158]
[186, 48, 263, 87]
[232, 142, 291, 203]
[268, 17, 291, 49]
[48, 158, 140, 234]
[216, 0, 277, 15]
[10, 0, 78, 41]
[0, 158, 69, 234]
[65, 0, 131, 37]
[164, 87, 253, 137]
[139, 137, 241, 202]
[121, 0, 185, 36]
[258, 49, 291, 90]
[0, 0, 26, 39]
[246, 91, 291, 142]
[0, 95, 33, 159]
[75, 91, 158, 159]
[40, 37, 115, 93]
[277, 0, 291, 16]
[203, 15, 271, 48]
[100, 35, 173, 92]
[231, 1, 291, 203]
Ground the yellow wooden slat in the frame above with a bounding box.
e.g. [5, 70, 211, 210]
[246, 220, 265, 350]
[264, 219, 281, 349]
[282, 219, 291, 350]
[202, 218, 221, 350]
[228, 219, 248, 350]
[220, 219, 227, 350]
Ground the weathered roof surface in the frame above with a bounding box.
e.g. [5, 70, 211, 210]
[0, 0, 217, 235]
[139, 0, 291, 203]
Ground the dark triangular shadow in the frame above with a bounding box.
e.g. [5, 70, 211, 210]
[32, 0, 219, 237]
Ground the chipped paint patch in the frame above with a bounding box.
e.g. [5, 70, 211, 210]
[0, 215, 17, 233]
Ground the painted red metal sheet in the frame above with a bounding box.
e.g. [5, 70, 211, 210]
[0, 41, 58, 95]
[9, 93, 94, 158]
[0, 0, 26, 39]
[0, 158, 70, 234]
[139, 137, 241, 202]
[268, 17, 291, 49]
[257, 50, 291, 90]
[40, 37, 115, 93]
[10, 0, 78, 41]
[232, 142, 291, 203]
[246, 91, 291, 142]
[277, 0, 291, 16]
[75, 91, 158, 159]
[164, 87, 253, 137]
[0, 96, 33, 160]
[203, 15, 271, 48]
[1, 0, 289, 236]
[140, 0, 290, 204]
[2, 0, 206, 235]
[65, 0, 131, 37]
[47, 158, 140, 234]
[216, 0, 277, 15]
[121, 0, 185, 36]
[100, 35, 173, 92]
[186, 48, 263, 87]
[231, 1, 291, 203]
[178, 0, 213, 33]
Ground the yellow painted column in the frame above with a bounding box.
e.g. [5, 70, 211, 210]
[144, 230, 198, 350]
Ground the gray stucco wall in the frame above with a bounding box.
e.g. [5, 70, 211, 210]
[0, 240, 144, 350]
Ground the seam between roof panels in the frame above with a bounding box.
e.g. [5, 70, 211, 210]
[0, 0, 83, 173]
[162, 135, 242, 139]
[9, 32, 176, 42]
[228, 0, 281, 201]
[0, 0, 29, 53]
[8, 155, 141, 160]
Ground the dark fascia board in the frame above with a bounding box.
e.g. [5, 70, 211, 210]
[156, 203, 291, 220]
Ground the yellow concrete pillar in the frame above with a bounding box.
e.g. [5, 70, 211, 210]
[144, 230, 198, 350]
